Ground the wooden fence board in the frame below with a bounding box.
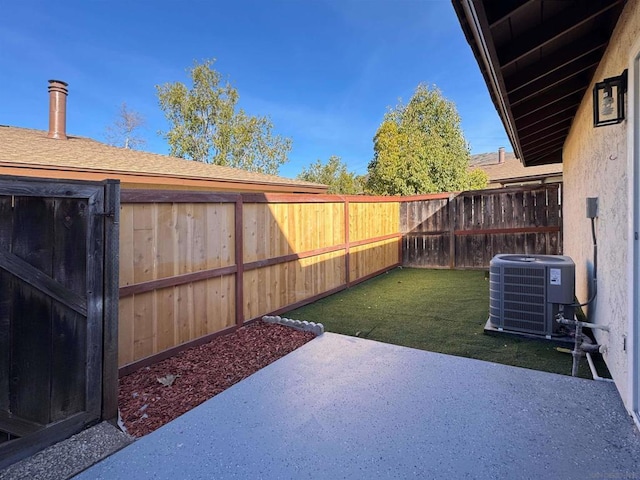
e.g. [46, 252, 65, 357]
[245, 204, 269, 262]
[0, 197, 11, 414]
[155, 287, 176, 354]
[50, 305, 86, 422]
[203, 205, 218, 269]
[503, 192, 514, 228]
[53, 199, 88, 295]
[473, 194, 483, 229]
[119, 204, 135, 287]
[521, 191, 531, 225]
[132, 291, 155, 361]
[11, 284, 51, 424]
[176, 283, 193, 346]
[513, 191, 524, 226]
[0, 269, 9, 414]
[192, 280, 207, 340]
[402, 184, 562, 269]
[462, 195, 473, 230]
[548, 185, 560, 225]
[176, 203, 192, 276]
[118, 296, 135, 367]
[11, 197, 55, 424]
[257, 262, 268, 319]
[484, 195, 492, 226]
[222, 204, 235, 266]
[49, 198, 88, 422]
[132, 204, 155, 283]
[156, 204, 176, 279]
[534, 189, 547, 226]
[191, 203, 206, 273]
[208, 276, 234, 334]
[492, 193, 503, 227]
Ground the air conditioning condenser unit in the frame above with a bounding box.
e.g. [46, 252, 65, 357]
[488, 254, 575, 338]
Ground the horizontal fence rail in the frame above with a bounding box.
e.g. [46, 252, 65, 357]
[118, 191, 404, 372]
[401, 184, 562, 269]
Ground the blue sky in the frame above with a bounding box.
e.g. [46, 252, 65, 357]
[0, 0, 510, 179]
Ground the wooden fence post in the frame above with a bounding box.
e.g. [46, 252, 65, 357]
[235, 197, 244, 327]
[344, 198, 350, 287]
[448, 194, 456, 269]
[102, 179, 120, 423]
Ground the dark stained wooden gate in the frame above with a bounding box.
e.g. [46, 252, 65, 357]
[0, 176, 119, 469]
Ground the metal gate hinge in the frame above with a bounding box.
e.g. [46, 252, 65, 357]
[95, 211, 115, 218]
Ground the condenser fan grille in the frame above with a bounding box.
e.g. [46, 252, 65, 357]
[501, 267, 545, 331]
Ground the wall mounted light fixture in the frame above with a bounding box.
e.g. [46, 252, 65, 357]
[593, 69, 628, 127]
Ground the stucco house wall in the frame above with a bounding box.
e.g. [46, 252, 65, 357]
[563, 0, 640, 406]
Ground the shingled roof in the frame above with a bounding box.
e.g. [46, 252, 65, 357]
[470, 149, 562, 187]
[0, 126, 327, 194]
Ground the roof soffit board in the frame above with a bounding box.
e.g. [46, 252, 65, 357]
[455, 0, 523, 160]
[452, 0, 626, 167]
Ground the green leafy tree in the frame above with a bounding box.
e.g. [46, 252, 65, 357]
[156, 59, 291, 174]
[297, 156, 363, 194]
[366, 84, 486, 195]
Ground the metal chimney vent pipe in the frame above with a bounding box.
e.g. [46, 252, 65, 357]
[498, 146, 505, 164]
[47, 79, 68, 140]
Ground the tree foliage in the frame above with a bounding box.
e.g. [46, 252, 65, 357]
[156, 59, 291, 174]
[105, 102, 146, 150]
[366, 84, 487, 195]
[297, 156, 363, 194]
[466, 168, 490, 190]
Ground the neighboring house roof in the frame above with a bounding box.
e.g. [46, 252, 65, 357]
[0, 126, 327, 194]
[451, 0, 626, 167]
[470, 150, 562, 187]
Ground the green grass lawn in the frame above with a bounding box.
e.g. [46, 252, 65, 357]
[285, 267, 610, 379]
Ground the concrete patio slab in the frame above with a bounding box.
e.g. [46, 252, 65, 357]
[76, 333, 640, 480]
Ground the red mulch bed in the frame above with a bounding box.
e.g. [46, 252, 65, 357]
[119, 322, 315, 437]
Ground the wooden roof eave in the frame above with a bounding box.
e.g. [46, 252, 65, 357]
[453, 0, 523, 162]
[496, 173, 563, 185]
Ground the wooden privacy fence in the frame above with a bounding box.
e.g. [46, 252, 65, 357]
[117, 185, 562, 372]
[118, 191, 401, 372]
[401, 184, 562, 268]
